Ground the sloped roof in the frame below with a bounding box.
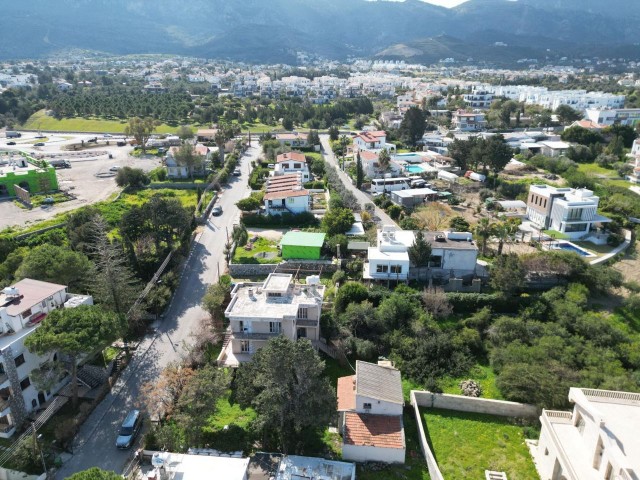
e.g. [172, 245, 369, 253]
[355, 361, 403, 405]
[276, 152, 306, 163]
[337, 375, 356, 411]
[343, 412, 404, 449]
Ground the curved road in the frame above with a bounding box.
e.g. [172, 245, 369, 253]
[55, 143, 258, 478]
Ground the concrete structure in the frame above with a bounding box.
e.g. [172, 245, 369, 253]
[280, 232, 325, 260]
[364, 226, 478, 281]
[217, 274, 325, 367]
[275, 455, 355, 480]
[0, 279, 93, 437]
[0, 151, 58, 198]
[337, 361, 405, 464]
[353, 131, 395, 152]
[274, 152, 310, 182]
[540, 141, 571, 158]
[526, 185, 611, 239]
[390, 187, 438, 208]
[275, 132, 308, 148]
[585, 108, 640, 127]
[536, 388, 640, 480]
[165, 144, 211, 179]
[263, 174, 311, 216]
[147, 451, 249, 480]
[451, 110, 487, 131]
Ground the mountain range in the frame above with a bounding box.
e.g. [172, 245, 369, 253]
[0, 0, 638, 64]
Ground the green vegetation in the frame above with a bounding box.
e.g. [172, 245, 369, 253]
[232, 237, 282, 264]
[439, 364, 503, 400]
[422, 408, 538, 480]
[23, 110, 176, 133]
[29, 192, 71, 207]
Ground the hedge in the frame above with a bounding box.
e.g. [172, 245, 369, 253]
[241, 212, 319, 228]
[446, 292, 536, 313]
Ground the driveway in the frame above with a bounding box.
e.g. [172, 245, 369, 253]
[319, 135, 397, 227]
[54, 143, 258, 478]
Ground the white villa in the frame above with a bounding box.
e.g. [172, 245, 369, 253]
[451, 110, 487, 132]
[216, 274, 325, 367]
[536, 388, 640, 480]
[526, 185, 611, 240]
[585, 108, 640, 127]
[353, 131, 396, 152]
[274, 152, 310, 182]
[0, 279, 93, 437]
[165, 144, 211, 179]
[337, 360, 405, 464]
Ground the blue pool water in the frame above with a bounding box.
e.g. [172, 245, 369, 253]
[556, 242, 591, 257]
[405, 165, 424, 173]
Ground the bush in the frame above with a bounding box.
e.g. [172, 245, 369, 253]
[303, 180, 325, 189]
[387, 204, 402, 220]
[241, 212, 319, 228]
[334, 281, 369, 313]
[332, 270, 347, 285]
[149, 167, 168, 182]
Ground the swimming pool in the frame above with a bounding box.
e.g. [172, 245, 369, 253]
[405, 165, 425, 173]
[550, 241, 594, 257]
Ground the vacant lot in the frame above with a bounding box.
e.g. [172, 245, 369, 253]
[23, 110, 176, 134]
[422, 408, 538, 480]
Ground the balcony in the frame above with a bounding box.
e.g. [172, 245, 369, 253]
[231, 331, 280, 341]
[296, 319, 319, 327]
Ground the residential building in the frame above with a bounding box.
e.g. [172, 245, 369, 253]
[568, 119, 604, 131]
[196, 128, 217, 142]
[463, 90, 494, 108]
[275, 455, 355, 480]
[263, 174, 311, 216]
[165, 144, 210, 179]
[540, 141, 571, 158]
[0, 279, 93, 437]
[148, 451, 249, 480]
[629, 158, 640, 184]
[535, 387, 640, 480]
[353, 131, 395, 152]
[337, 360, 405, 464]
[275, 132, 308, 148]
[585, 108, 640, 127]
[216, 274, 325, 367]
[526, 185, 611, 239]
[280, 232, 325, 260]
[390, 187, 438, 208]
[273, 152, 310, 181]
[451, 110, 487, 132]
[363, 226, 478, 281]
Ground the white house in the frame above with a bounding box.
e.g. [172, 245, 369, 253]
[273, 152, 310, 181]
[540, 141, 571, 158]
[216, 274, 325, 367]
[535, 387, 640, 480]
[451, 110, 487, 132]
[165, 144, 211, 179]
[337, 360, 405, 464]
[526, 185, 611, 239]
[0, 279, 93, 437]
[363, 226, 478, 282]
[353, 131, 395, 152]
[359, 151, 403, 179]
[585, 108, 640, 127]
[390, 187, 438, 208]
[263, 174, 311, 216]
[275, 132, 308, 148]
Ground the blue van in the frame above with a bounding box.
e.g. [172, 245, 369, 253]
[115, 410, 142, 449]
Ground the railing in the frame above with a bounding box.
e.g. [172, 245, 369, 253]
[0, 397, 10, 413]
[0, 423, 14, 434]
[231, 331, 279, 341]
[540, 409, 580, 480]
[581, 388, 640, 404]
[543, 410, 573, 424]
[296, 319, 318, 327]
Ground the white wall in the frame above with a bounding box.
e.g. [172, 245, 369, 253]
[355, 395, 403, 416]
[342, 444, 405, 464]
[264, 195, 310, 215]
[430, 247, 477, 276]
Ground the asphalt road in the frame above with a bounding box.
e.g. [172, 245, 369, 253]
[54, 142, 258, 478]
[319, 134, 397, 227]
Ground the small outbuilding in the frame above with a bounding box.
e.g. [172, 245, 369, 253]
[280, 232, 326, 260]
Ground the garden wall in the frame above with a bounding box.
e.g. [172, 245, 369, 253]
[412, 391, 538, 418]
[229, 259, 337, 278]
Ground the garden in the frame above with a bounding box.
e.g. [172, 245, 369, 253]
[232, 237, 282, 264]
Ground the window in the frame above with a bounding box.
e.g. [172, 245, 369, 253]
[268, 292, 282, 297]
[376, 264, 389, 273]
[21, 308, 32, 318]
[297, 328, 307, 339]
[240, 341, 250, 353]
[429, 255, 443, 268]
[593, 437, 604, 469]
[605, 463, 614, 480]
[576, 413, 586, 435]
[565, 223, 587, 232]
[269, 322, 281, 334]
[293, 163, 301, 169]
[20, 377, 30, 391]
[297, 307, 308, 319]
[363, 403, 372, 410]
[567, 208, 583, 221]
[0, 363, 4, 375]
[390, 265, 402, 274]
[14, 354, 25, 368]
[287, 197, 295, 204]
[238, 321, 244, 332]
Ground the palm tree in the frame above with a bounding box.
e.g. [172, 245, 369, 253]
[474, 217, 494, 256]
[494, 222, 510, 256]
[378, 148, 391, 174]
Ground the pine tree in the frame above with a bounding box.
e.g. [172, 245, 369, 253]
[356, 151, 364, 189]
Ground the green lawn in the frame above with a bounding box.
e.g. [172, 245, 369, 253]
[321, 353, 354, 388]
[29, 192, 72, 207]
[22, 110, 177, 134]
[203, 392, 257, 453]
[120, 188, 201, 209]
[576, 163, 630, 188]
[573, 241, 613, 255]
[439, 364, 504, 400]
[543, 229, 570, 240]
[232, 237, 282, 264]
[422, 408, 538, 480]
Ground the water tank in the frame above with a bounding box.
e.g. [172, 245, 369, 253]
[2, 287, 19, 297]
[152, 452, 171, 468]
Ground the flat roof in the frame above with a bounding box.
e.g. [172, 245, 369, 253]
[276, 455, 356, 480]
[280, 232, 326, 248]
[0, 278, 66, 317]
[262, 273, 293, 292]
[367, 247, 409, 262]
[424, 231, 478, 250]
[392, 188, 437, 198]
[165, 453, 249, 480]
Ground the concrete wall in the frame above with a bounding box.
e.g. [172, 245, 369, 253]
[355, 395, 403, 416]
[342, 444, 405, 464]
[229, 260, 337, 278]
[0, 467, 44, 480]
[412, 391, 538, 418]
[410, 391, 444, 480]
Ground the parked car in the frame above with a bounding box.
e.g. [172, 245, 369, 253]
[103, 133, 113, 138]
[6, 142, 16, 146]
[267, 163, 275, 169]
[211, 205, 223, 216]
[232, 168, 241, 176]
[115, 410, 142, 449]
[116, 141, 127, 147]
[35, 135, 46, 139]
[109, 166, 120, 172]
[34, 142, 45, 147]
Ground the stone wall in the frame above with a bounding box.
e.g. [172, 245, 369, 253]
[413, 390, 538, 418]
[229, 260, 338, 278]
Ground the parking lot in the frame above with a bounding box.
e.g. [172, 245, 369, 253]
[1, 131, 162, 230]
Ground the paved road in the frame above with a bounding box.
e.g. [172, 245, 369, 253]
[319, 135, 397, 227]
[55, 143, 258, 478]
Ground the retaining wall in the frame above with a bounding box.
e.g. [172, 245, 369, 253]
[229, 259, 337, 278]
[413, 390, 538, 418]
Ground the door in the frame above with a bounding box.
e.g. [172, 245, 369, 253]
[297, 328, 307, 339]
[37, 392, 46, 406]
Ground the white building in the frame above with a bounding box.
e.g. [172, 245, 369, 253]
[337, 360, 405, 464]
[216, 274, 325, 367]
[148, 451, 249, 480]
[585, 108, 640, 127]
[535, 388, 640, 480]
[390, 187, 438, 208]
[526, 185, 611, 239]
[273, 152, 310, 182]
[263, 174, 311, 216]
[165, 144, 211, 179]
[0, 279, 93, 437]
[274, 132, 308, 148]
[353, 131, 395, 152]
[451, 110, 487, 132]
[540, 141, 571, 158]
[363, 226, 478, 282]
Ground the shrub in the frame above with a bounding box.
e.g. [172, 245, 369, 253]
[303, 180, 325, 189]
[241, 212, 319, 228]
[332, 270, 347, 285]
[387, 204, 402, 220]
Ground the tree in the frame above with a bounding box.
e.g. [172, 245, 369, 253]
[282, 116, 294, 131]
[176, 125, 194, 142]
[203, 276, 231, 320]
[139, 363, 194, 423]
[25, 305, 125, 408]
[398, 106, 427, 146]
[306, 129, 320, 147]
[67, 468, 123, 480]
[422, 289, 453, 319]
[408, 230, 432, 273]
[449, 216, 470, 232]
[448, 136, 482, 171]
[377, 148, 391, 174]
[328, 125, 339, 141]
[115, 167, 150, 188]
[322, 207, 355, 236]
[484, 135, 513, 178]
[474, 218, 493, 256]
[15, 244, 92, 292]
[355, 151, 364, 189]
[561, 126, 605, 145]
[124, 117, 158, 153]
[237, 195, 261, 211]
[603, 124, 637, 148]
[490, 253, 525, 295]
[605, 135, 625, 159]
[555, 104, 582, 124]
[334, 281, 369, 314]
[173, 143, 204, 179]
[235, 337, 336, 453]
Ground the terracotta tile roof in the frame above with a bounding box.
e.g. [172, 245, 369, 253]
[337, 375, 356, 411]
[359, 150, 378, 161]
[276, 132, 304, 141]
[356, 131, 386, 143]
[276, 152, 306, 163]
[343, 412, 404, 449]
[263, 189, 309, 201]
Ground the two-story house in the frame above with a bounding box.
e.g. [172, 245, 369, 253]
[363, 226, 478, 282]
[451, 110, 487, 132]
[275, 132, 308, 148]
[165, 144, 211, 179]
[0, 279, 93, 437]
[273, 152, 310, 182]
[337, 360, 405, 464]
[526, 185, 611, 239]
[216, 274, 325, 367]
[263, 174, 311, 216]
[536, 387, 640, 480]
[353, 131, 395, 152]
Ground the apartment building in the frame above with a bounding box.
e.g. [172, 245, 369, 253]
[526, 185, 610, 239]
[585, 108, 640, 127]
[0, 279, 93, 437]
[216, 274, 325, 367]
[536, 388, 639, 480]
[451, 110, 487, 131]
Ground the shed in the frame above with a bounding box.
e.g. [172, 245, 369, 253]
[280, 232, 326, 260]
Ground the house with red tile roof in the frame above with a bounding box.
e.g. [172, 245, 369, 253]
[353, 130, 395, 152]
[274, 152, 310, 181]
[263, 173, 311, 216]
[275, 132, 308, 148]
[337, 360, 406, 464]
[166, 144, 212, 179]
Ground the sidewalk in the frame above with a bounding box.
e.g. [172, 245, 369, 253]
[319, 135, 397, 227]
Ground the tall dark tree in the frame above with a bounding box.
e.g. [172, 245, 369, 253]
[408, 230, 432, 280]
[355, 151, 364, 189]
[398, 106, 427, 146]
[555, 104, 583, 124]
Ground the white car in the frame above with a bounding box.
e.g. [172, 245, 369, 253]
[109, 166, 121, 172]
[267, 163, 275, 169]
[103, 134, 113, 138]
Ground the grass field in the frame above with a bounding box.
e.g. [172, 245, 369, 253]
[439, 364, 504, 400]
[232, 237, 282, 264]
[422, 408, 538, 480]
[22, 110, 178, 134]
